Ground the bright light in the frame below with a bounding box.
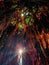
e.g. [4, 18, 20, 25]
[26, 12, 29, 16]
[21, 13, 24, 17]
[17, 47, 26, 56]
[18, 49, 23, 55]
[18, 49, 23, 65]
[17, 47, 26, 65]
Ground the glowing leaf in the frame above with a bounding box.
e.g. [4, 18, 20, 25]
[25, 17, 31, 24]
[18, 22, 23, 29]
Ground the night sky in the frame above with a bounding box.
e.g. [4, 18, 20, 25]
[0, 0, 49, 65]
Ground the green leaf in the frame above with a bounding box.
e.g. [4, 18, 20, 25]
[25, 17, 31, 24]
[18, 22, 23, 29]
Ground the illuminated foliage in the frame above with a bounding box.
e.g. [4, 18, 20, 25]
[18, 22, 23, 29]
[25, 17, 31, 24]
